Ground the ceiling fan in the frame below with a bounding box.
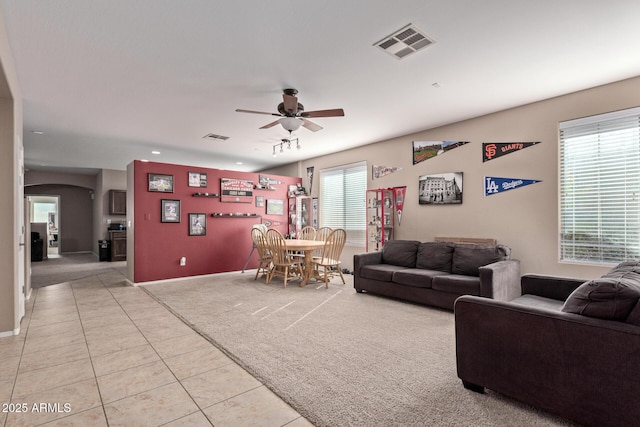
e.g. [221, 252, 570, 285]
[236, 88, 344, 133]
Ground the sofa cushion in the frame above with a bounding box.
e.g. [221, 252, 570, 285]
[512, 294, 565, 311]
[416, 242, 455, 272]
[451, 244, 511, 277]
[359, 264, 410, 282]
[381, 240, 421, 268]
[626, 300, 640, 326]
[432, 274, 481, 295]
[561, 276, 640, 321]
[392, 269, 449, 289]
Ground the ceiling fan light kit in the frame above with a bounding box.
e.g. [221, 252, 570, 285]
[280, 117, 302, 131]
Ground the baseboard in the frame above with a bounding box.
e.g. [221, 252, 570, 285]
[133, 271, 241, 287]
[0, 327, 19, 338]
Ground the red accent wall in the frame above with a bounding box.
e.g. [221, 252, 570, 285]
[132, 161, 300, 283]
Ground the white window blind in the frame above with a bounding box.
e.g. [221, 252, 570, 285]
[319, 161, 367, 246]
[560, 107, 640, 264]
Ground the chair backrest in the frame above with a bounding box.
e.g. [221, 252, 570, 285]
[299, 226, 316, 240]
[251, 227, 269, 259]
[315, 226, 332, 241]
[266, 228, 290, 265]
[252, 223, 268, 234]
[321, 228, 347, 263]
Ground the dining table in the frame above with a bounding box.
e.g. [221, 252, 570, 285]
[284, 239, 326, 286]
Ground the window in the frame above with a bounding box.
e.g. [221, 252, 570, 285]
[560, 107, 640, 264]
[319, 161, 367, 246]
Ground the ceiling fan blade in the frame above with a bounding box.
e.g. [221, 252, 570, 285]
[259, 120, 281, 129]
[283, 93, 299, 115]
[301, 118, 323, 132]
[300, 108, 345, 118]
[236, 109, 282, 117]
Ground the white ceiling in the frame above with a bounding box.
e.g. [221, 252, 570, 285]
[2, 1, 640, 174]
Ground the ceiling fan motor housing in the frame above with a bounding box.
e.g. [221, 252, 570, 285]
[278, 102, 304, 116]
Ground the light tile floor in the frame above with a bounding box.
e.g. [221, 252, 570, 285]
[1, 270, 313, 427]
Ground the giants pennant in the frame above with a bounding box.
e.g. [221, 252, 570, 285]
[484, 176, 541, 196]
[482, 142, 540, 162]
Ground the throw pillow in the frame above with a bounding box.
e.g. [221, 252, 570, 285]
[381, 240, 421, 268]
[561, 277, 640, 321]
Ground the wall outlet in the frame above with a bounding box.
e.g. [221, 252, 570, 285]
[180, 257, 186, 266]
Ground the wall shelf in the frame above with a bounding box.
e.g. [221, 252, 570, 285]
[210, 213, 261, 218]
[192, 193, 219, 197]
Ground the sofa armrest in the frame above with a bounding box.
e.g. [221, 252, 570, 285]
[454, 295, 640, 426]
[520, 274, 585, 301]
[478, 259, 520, 301]
[353, 251, 383, 274]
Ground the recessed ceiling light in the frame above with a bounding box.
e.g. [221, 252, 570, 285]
[151, 151, 161, 155]
[32, 131, 44, 135]
[236, 162, 243, 165]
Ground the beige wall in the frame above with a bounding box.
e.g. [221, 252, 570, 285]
[0, 5, 23, 335]
[265, 76, 640, 280]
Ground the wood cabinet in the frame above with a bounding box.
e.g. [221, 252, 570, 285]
[109, 190, 126, 215]
[109, 231, 127, 261]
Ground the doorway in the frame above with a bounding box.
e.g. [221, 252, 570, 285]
[29, 195, 60, 258]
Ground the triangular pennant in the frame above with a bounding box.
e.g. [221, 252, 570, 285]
[372, 165, 402, 179]
[484, 176, 541, 196]
[483, 142, 540, 162]
[393, 186, 406, 225]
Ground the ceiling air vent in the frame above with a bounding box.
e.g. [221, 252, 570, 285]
[203, 133, 230, 141]
[374, 23, 435, 60]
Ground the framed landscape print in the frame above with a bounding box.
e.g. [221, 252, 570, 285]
[266, 199, 284, 215]
[189, 213, 206, 236]
[161, 199, 181, 222]
[148, 173, 174, 192]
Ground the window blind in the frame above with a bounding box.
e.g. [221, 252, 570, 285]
[559, 107, 640, 264]
[319, 161, 367, 246]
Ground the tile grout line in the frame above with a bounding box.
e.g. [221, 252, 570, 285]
[104, 277, 215, 426]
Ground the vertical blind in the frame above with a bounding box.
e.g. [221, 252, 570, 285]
[559, 107, 640, 264]
[319, 161, 367, 246]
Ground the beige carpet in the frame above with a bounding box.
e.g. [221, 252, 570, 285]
[31, 253, 127, 288]
[143, 272, 573, 427]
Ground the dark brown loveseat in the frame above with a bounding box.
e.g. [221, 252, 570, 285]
[353, 240, 520, 310]
[455, 262, 640, 427]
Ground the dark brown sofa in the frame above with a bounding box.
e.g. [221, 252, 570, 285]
[353, 240, 520, 310]
[455, 262, 640, 427]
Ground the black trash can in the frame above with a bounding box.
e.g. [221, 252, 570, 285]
[99, 239, 111, 261]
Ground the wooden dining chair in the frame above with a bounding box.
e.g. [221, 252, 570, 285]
[265, 229, 302, 288]
[312, 228, 347, 288]
[315, 227, 332, 242]
[251, 227, 272, 280]
[298, 225, 316, 240]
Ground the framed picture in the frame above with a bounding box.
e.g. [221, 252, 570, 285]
[412, 141, 470, 165]
[148, 173, 174, 192]
[255, 195, 264, 207]
[161, 199, 181, 222]
[266, 199, 284, 215]
[188, 172, 207, 188]
[418, 172, 463, 205]
[189, 213, 206, 236]
[220, 177, 253, 203]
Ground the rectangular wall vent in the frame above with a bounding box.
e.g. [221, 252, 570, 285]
[374, 23, 435, 60]
[203, 133, 230, 141]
